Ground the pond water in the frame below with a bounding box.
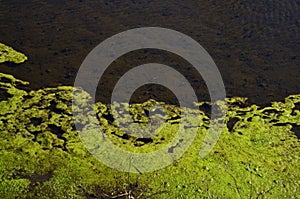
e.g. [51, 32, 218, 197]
[0, 0, 299, 106]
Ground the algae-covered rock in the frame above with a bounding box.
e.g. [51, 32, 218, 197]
[0, 43, 27, 64]
[0, 72, 299, 198]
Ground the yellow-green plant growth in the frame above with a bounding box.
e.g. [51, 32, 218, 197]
[0, 43, 27, 64]
[0, 71, 299, 198]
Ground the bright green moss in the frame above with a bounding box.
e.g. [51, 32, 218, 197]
[0, 43, 27, 64]
[0, 72, 299, 198]
[0, 179, 30, 199]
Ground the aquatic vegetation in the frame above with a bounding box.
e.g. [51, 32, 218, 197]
[0, 71, 299, 198]
[0, 43, 27, 64]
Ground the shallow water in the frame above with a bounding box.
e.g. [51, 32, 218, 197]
[0, 0, 299, 105]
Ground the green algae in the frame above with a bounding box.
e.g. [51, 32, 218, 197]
[0, 72, 299, 198]
[0, 43, 28, 64]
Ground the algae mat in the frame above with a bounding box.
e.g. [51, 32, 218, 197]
[0, 44, 299, 198]
[0, 71, 299, 198]
[0, 43, 27, 64]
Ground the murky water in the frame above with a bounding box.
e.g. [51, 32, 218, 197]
[0, 0, 299, 105]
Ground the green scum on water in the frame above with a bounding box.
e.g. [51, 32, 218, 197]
[0, 44, 299, 198]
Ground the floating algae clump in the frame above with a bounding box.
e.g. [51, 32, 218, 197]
[0, 43, 27, 64]
[0, 72, 299, 198]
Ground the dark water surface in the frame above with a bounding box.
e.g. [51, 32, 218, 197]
[0, 0, 299, 105]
